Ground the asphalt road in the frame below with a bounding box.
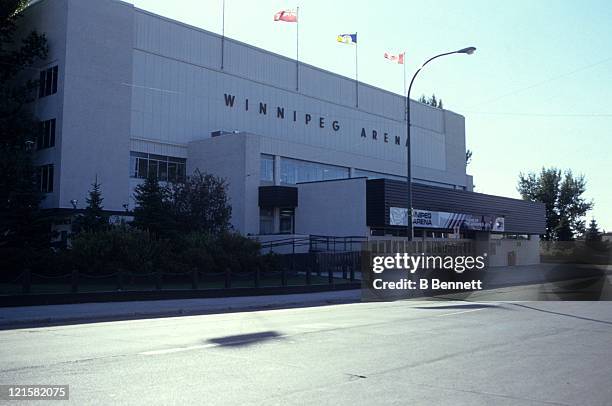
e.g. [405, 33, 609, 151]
[1, 300, 611, 405]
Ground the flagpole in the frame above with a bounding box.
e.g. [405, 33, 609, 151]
[296, 6, 299, 91]
[403, 52, 407, 120]
[221, 0, 225, 70]
[355, 32, 358, 108]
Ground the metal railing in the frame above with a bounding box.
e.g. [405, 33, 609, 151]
[258, 234, 367, 253]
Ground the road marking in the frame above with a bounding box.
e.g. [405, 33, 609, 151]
[434, 308, 486, 317]
[139, 344, 217, 355]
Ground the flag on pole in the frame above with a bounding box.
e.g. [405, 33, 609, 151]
[336, 33, 357, 45]
[384, 51, 405, 64]
[274, 9, 298, 22]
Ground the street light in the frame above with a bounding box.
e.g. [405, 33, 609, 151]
[405, 46, 476, 241]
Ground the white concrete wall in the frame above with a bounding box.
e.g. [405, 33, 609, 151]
[187, 133, 260, 235]
[29, 0, 135, 211]
[295, 178, 368, 237]
[22, 0, 69, 209]
[130, 7, 469, 190]
[477, 234, 541, 267]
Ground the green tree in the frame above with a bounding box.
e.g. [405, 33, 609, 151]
[585, 218, 602, 242]
[429, 94, 437, 108]
[73, 178, 109, 233]
[0, 1, 49, 264]
[518, 168, 592, 241]
[170, 169, 232, 235]
[131, 174, 174, 238]
[557, 170, 592, 238]
[418, 94, 444, 109]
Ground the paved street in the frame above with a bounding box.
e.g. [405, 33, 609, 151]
[1, 299, 611, 405]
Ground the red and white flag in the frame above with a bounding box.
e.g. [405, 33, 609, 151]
[274, 10, 298, 22]
[384, 52, 405, 64]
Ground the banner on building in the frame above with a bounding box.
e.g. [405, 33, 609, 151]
[390, 207, 505, 232]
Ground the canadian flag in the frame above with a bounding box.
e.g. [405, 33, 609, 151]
[384, 52, 405, 64]
[274, 10, 298, 22]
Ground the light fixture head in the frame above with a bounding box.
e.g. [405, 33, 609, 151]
[457, 46, 476, 55]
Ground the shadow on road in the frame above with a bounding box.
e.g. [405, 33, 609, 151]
[206, 331, 284, 347]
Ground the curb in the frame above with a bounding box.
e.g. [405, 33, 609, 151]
[0, 290, 362, 330]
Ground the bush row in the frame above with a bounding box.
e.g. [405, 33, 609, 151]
[1, 226, 282, 279]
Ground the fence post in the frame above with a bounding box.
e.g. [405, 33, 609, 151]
[350, 253, 355, 281]
[117, 269, 124, 291]
[155, 269, 162, 290]
[71, 270, 79, 293]
[254, 267, 260, 288]
[191, 268, 199, 290]
[306, 264, 311, 285]
[342, 254, 348, 279]
[281, 267, 287, 287]
[225, 267, 231, 289]
[22, 268, 31, 294]
[291, 238, 295, 273]
[328, 264, 334, 287]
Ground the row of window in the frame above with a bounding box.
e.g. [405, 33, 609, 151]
[260, 155, 408, 185]
[130, 152, 187, 183]
[259, 208, 295, 235]
[39, 66, 58, 98]
[261, 154, 274, 182]
[280, 157, 349, 184]
[37, 153, 187, 194]
[39, 164, 54, 193]
[260, 155, 469, 190]
[37, 119, 56, 150]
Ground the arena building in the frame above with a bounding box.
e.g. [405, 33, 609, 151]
[23, 0, 545, 265]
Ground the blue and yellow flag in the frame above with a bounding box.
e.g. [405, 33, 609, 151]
[336, 33, 357, 45]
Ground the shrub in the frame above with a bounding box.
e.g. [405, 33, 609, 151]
[70, 226, 165, 275]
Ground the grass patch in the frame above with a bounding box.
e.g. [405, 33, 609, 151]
[0, 273, 354, 295]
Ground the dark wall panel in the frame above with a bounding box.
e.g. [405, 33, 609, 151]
[366, 179, 545, 234]
[259, 186, 298, 208]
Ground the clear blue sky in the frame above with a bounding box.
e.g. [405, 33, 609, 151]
[129, 0, 612, 231]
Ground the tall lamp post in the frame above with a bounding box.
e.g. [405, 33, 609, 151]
[405, 46, 476, 240]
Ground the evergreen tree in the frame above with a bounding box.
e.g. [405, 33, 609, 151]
[73, 178, 108, 233]
[418, 94, 444, 109]
[429, 94, 437, 108]
[0, 1, 49, 264]
[585, 218, 602, 242]
[132, 174, 174, 238]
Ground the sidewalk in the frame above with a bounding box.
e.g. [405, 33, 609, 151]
[0, 290, 362, 329]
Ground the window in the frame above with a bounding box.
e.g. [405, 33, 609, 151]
[39, 164, 54, 193]
[260, 154, 274, 183]
[39, 66, 58, 98]
[259, 208, 274, 234]
[353, 169, 406, 182]
[279, 208, 294, 234]
[280, 157, 349, 184]
[37, 119, 56, 150]
[130, 152, 186, 183]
